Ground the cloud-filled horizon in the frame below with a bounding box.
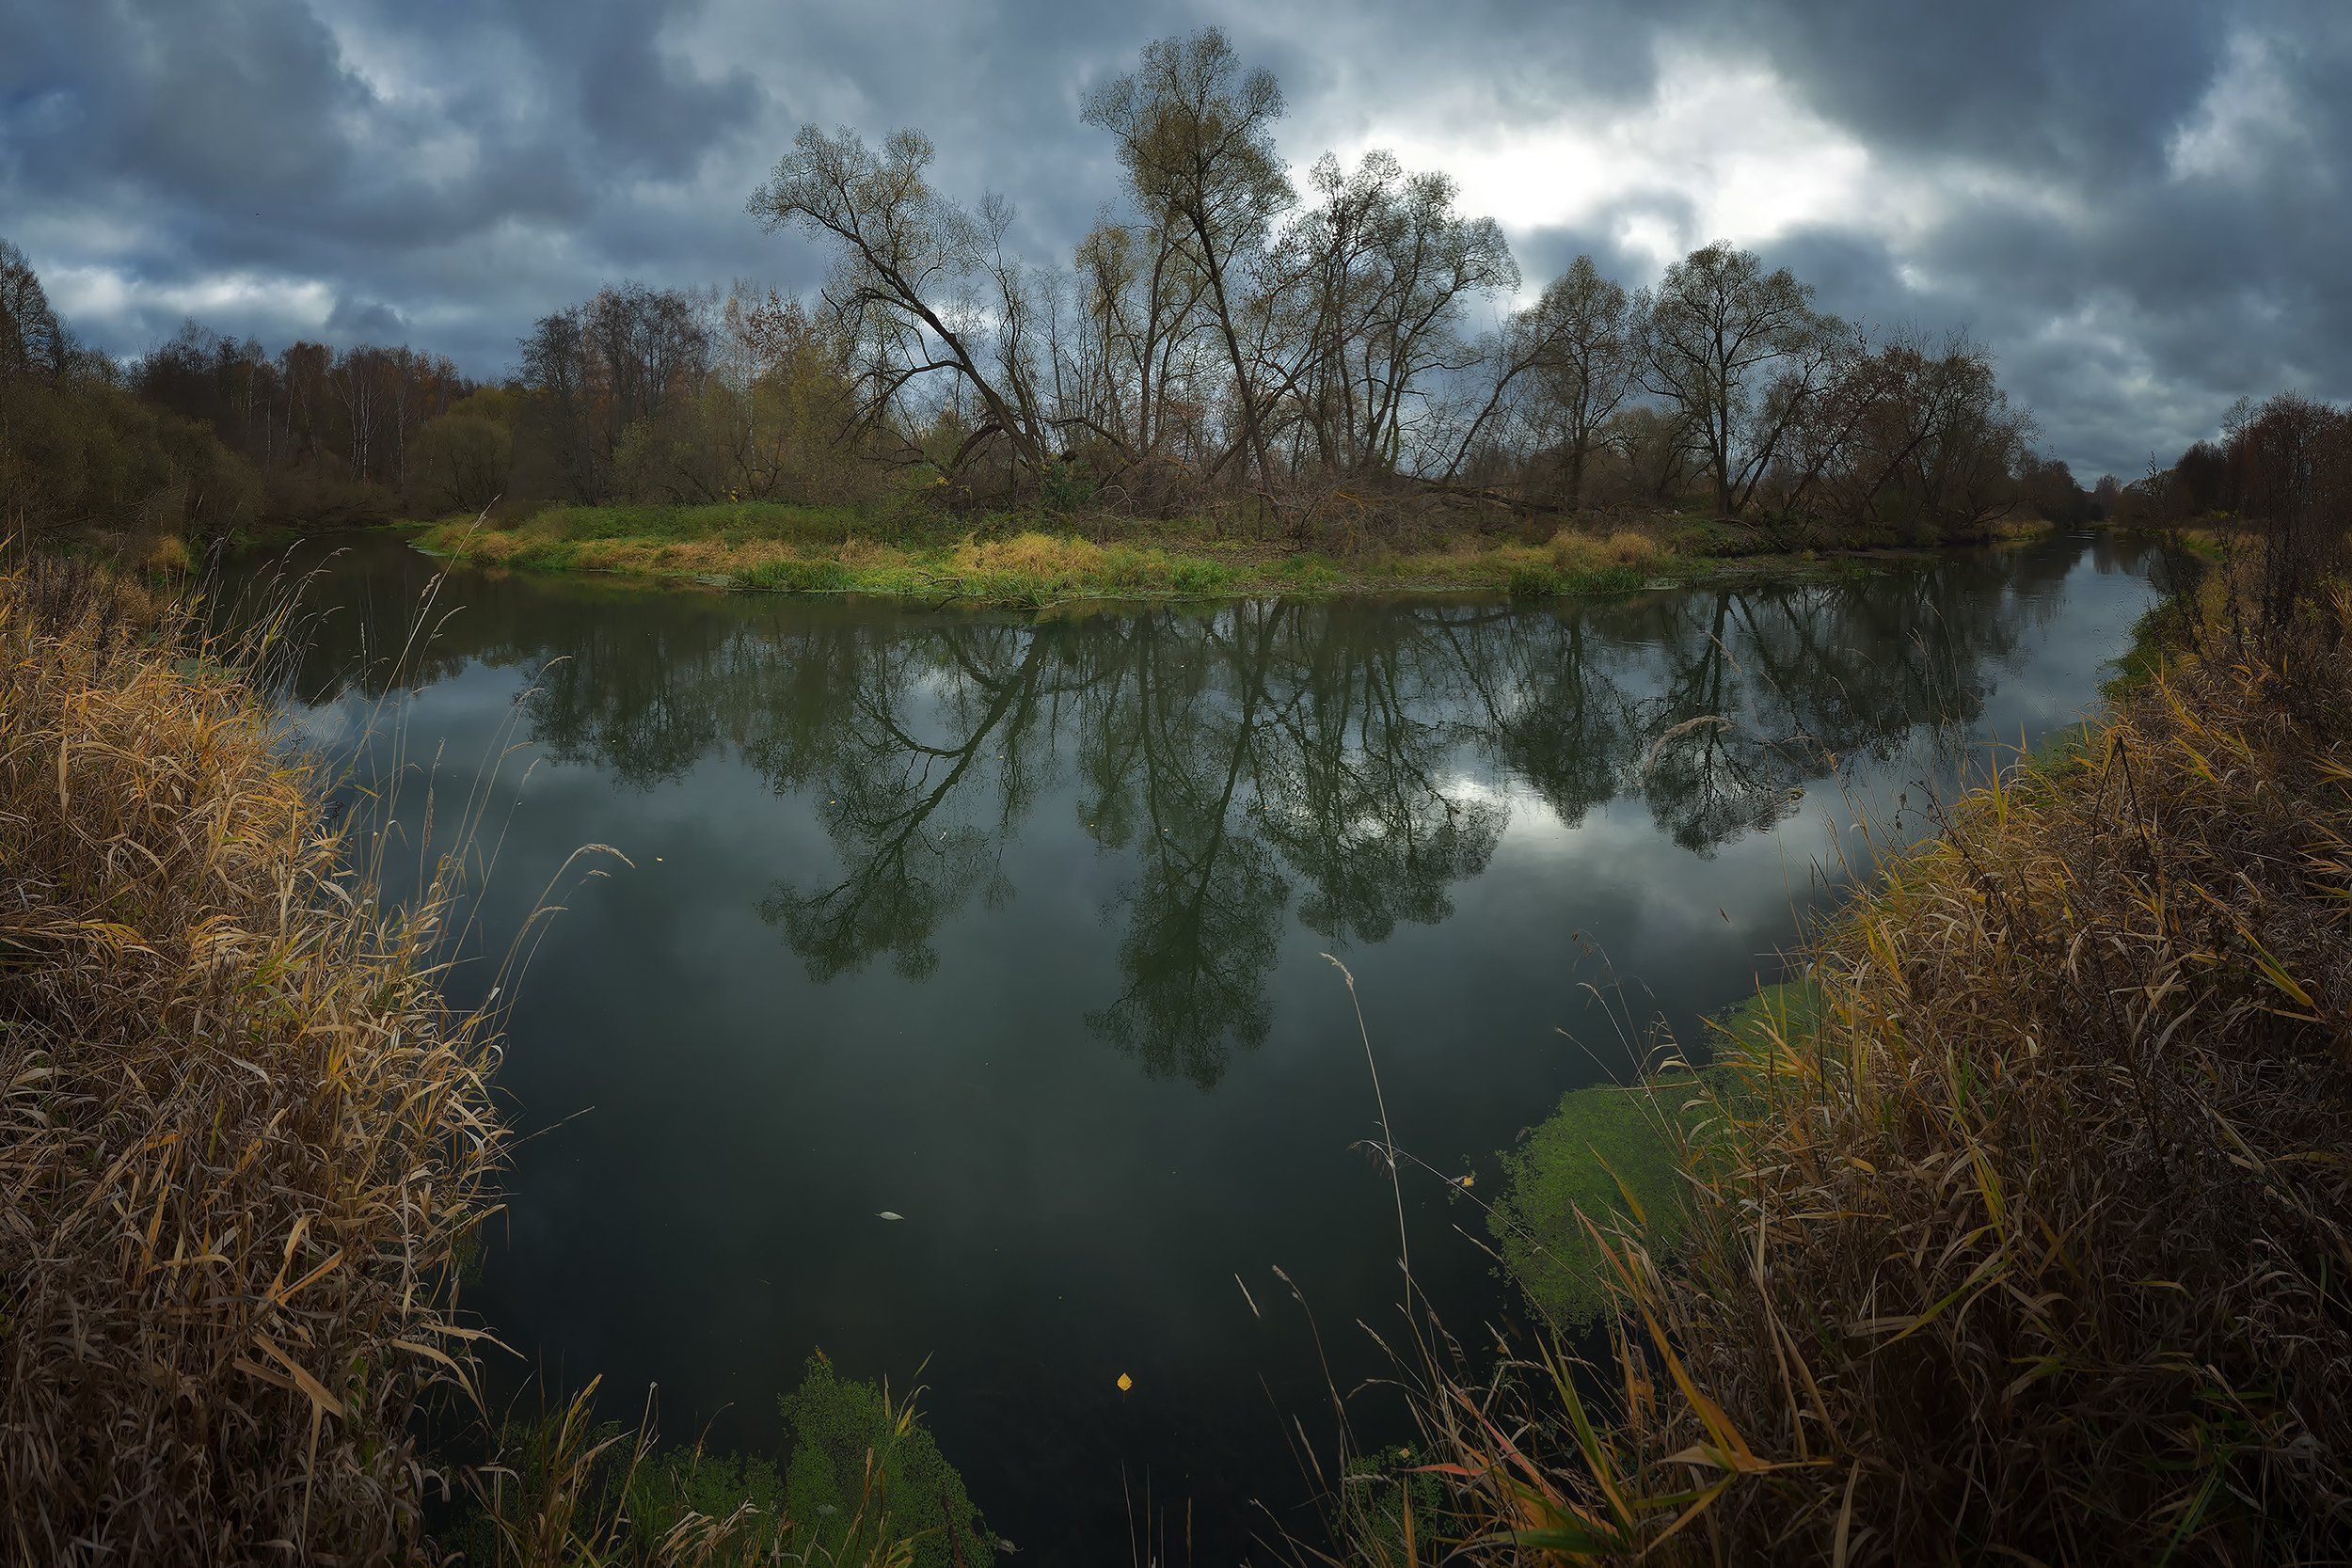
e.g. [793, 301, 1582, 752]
[3, 0, 2344, 480]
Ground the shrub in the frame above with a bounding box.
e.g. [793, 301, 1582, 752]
[1489, 983, 1821, 1328]
[453, 1354, 989, 1567]
[781, 1354, 992, 1568]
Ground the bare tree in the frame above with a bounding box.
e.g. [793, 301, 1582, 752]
[748, 125, 1048, 480]
[1085, 29, 1293, 495]
[0, 239, 66, 382]
[1518, 255, 1637, 507]
[518, 306, 597, 498]
[1283, 151, 1517, 480]
[1643, 242, 1843, 517]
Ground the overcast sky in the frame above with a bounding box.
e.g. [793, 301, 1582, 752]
[3, 0, 2344, 479]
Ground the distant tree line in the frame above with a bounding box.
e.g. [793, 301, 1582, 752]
[5, 30, 2136, 546]
[2111, 388, 2352, 548]
[1, 240, 261, 541]
[132, 323, 473, 516]
[2117, 388, 2352, 661]
[741, 29, 2102, 541]
[2152, 392, 2352, 526]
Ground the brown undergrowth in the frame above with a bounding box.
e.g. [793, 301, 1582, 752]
[1351, 559, 2352, 1562]
[0, 554, 501, 1561]
[0, 554, 972, 1566]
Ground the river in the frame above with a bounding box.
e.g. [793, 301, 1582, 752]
[233, 530, 2159, 1560]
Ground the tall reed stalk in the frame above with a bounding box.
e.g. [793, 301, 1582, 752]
[1, 551, 972, 1566]
[0, 553, 503, 1560]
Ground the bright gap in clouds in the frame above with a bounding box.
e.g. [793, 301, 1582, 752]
[1323, 48, 1877, 280]
[2166, 29, 2312, 184]
[43, 265, 340, 338]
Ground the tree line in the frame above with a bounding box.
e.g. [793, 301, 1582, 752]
[2, 240, 262, 540]
[279, 532, 2122, 1087]
[744, 28, 2095, 539]
[5, 29, 2125, 545]
[1, 239, 489, 537]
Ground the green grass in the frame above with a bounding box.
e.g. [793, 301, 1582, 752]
[740, 537, 1238, 605]
[415, 500, 1933, 608]
[449, 1354, 992, 1568]
[1507, 561, 1657, 598]
[540, 499, 916, 546]
[737, 555, 856, 594]
[1489, 979, 1822, 1328]
[1267, 552, 1343, 591]
[2101, 594, 2198, 701]
[421, 509, 1415, 605]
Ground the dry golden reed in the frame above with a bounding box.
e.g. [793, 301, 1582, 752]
[0, 556, 950, 1568]
[1547, 528, 1660, 575]
[1356, 568, 2352, 1564]
[0, 555, 503, 1564]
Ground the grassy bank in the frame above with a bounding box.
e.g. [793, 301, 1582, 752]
[0, 556, 501, 1560]
[414, 501, 2058, 607]
[1385, 558, 2352, 1562]
[0, 557, 985, 1565]
[1486, 980, 1823, 1330]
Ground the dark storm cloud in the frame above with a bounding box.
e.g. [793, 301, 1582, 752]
[1710, 0, 2229, 179]
[1706, 0, 2352, 475]
[325, 293, 405, 340]
[0, 0, 2344, 476]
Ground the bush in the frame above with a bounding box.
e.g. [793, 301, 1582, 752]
[781, 1354, 992, 1568]
[455, 1356, 989, 1568]
[1489, 983, 1820, 1328]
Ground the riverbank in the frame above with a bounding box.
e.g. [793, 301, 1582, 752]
[1411, 555, 2352, 1561]
[411, 501, 2058, 607]
[0, 556, 502, 1560]
[0, 556, 982, 1565]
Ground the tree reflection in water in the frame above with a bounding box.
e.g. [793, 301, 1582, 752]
[257, 534, 2125, 1088]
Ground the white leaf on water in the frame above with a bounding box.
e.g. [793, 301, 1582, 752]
[877, 1211, 904, 1221]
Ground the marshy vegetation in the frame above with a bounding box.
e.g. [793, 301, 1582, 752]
[0, 554, 988, 1563]
[413, 503, 1718, 604]
[0, 556, 501, 1560]
[1344, 389, 2352, 1563]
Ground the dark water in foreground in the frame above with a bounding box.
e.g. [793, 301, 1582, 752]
[242, 532, 2157, 1560]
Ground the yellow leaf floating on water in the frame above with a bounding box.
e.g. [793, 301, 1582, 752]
[1457, 1174, 1475, 1189]
[1116, 1372, 1134, 1393]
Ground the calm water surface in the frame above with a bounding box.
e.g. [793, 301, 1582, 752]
[246, 532, 2158, 1560]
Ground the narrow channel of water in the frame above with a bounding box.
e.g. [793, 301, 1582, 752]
[237, 531, 2159, 1560]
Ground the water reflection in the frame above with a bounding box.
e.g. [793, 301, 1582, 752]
[266, 534, 2129, 1094]
[239, 531, 2156, 1560]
